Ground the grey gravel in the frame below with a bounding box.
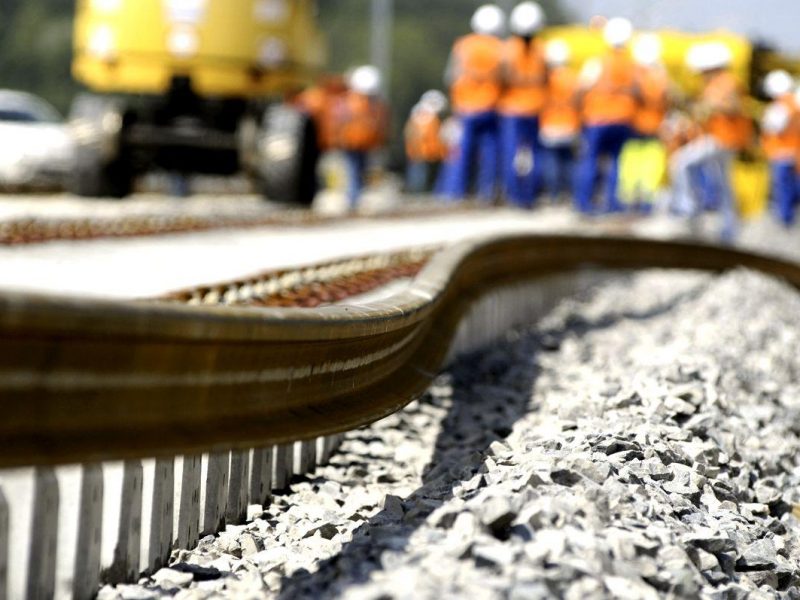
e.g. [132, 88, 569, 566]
[100, 267, 800, 599]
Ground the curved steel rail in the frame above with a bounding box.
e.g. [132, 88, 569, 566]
[1, 234, 799, 468]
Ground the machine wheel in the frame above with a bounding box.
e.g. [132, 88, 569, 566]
[255, 104, 319, 206]
[67, 94, 133, 199]
[68, 154, 134, 198]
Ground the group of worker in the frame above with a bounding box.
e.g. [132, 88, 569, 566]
[295, 66, 389, 208]
[405, 3, 665, 212]
[402, 2, 800, 235]
[293, 3, 800, 233]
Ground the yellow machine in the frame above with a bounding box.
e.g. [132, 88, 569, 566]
[69, 0, 326, 202]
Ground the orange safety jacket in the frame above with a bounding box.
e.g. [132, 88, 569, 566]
[540, 65, 581, 144]
[702, 71, 753, 152]
[634, 65, 670, 137]
[762, 94, 800, 162]
[297, 86, 336, 150]
[332, 92, 388, 152]
[449, 33, 505, 115]
[498, 37, 547, 117]
[582, 50, 639, 126]
[405, 109, 446, 162]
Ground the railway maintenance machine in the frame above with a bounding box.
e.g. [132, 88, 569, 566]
[70, 0, 325, 203]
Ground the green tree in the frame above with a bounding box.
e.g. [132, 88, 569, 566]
[0, 0, 77, 113]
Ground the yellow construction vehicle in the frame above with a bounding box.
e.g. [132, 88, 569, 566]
[69, 0, 325, 202]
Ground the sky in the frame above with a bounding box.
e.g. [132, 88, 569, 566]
[559, 0, 800, 53]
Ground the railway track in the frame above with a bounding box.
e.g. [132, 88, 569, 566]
[1, 233, 800, 598]
[0, 202, 472, 247]
[162, 247, 434, 308]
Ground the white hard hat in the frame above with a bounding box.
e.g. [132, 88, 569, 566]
[420, 89, 448, 114]
[632, 33, 662, 66]
[349, 65, 382, 95]
[685, 44, 706, 71]
[762, 103, 791, 134]
[604, 17, 633, 48]
[704, 42, 732, 70]
[545, 40, 570, 67]
[764, 69, 794, 99]
[687, 42, 731, 72]
[509, 2, 545, 36]
[471, 4, 506, 37]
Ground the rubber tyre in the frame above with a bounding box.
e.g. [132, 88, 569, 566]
[68, 154, 133, 199]
[256, 104, 319, 206]
[67, 94, 133, 199]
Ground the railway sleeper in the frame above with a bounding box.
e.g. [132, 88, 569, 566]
[0, 435, 347, 599]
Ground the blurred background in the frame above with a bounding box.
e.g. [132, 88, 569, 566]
[0, 0, 572, 167]
[2, 0, 797, 165]
[1, 0, 799, 227]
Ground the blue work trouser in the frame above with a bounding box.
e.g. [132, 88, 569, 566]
[345, 150, 368, 209]
[446, 111, 499, 202]
[541, 143, 575, 199]
[698, 152, 737, 242]
[575, 123, 633, 214]
[669, 136, 737, 242]
[406, 161, 428, 194]
[500, 114, 543, 208]
[770, 160, 797, 226]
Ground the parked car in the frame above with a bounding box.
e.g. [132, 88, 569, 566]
[0, 90, 75, 190]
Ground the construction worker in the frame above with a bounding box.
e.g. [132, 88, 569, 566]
[296, 74, 348, 153]
[617, 33, 673, 210]
[444, 4, 506, 202]
[294, 74, 348, 200]
[761, 70, 799, 226]
[404, 90, 448, 194]
[697, 45, 753, 157]
[670, 42, 746, 241]
[632, 34, 671, 139]
[332, 65, 389, 210]
[574, 17, 638, 214]
[498, 1, 547, 208]
[436, 115, 464, 197]
[539, 39, 580, 202]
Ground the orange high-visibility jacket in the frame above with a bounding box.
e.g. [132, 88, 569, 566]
[297, 86, 336, 150]
[498, 37, 547, 117]
[582, 50, 639, 126]
[540, 65, 581, 144]
[405, 109, 446, 162]
[449, 33, 505, 115]
[762, 94, 800, 161]
[635, 65, 670, 137]
[702, 71, 753, 151]
[333, 92, 388, 152]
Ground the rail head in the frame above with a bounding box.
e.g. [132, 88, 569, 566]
[0, 234, 798, 468]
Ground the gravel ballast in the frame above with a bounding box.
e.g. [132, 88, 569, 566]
[101, 268, 800, 599]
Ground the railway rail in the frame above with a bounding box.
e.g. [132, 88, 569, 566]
[0, 202, 467, 247]
[163, 247, 434, 308]
[1, 234, 800, 598]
